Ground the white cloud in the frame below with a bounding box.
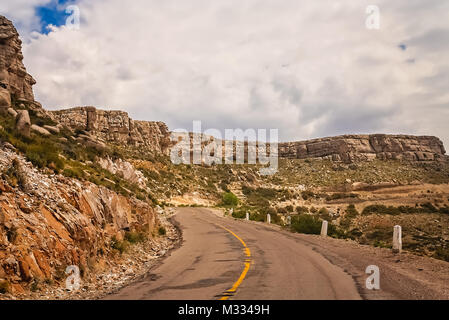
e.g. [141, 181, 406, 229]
[11, 0, 449, 146]
[0, 0, 51, 37]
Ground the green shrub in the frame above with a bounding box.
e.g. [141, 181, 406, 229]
[340, 204, 359, 229]
[285, 205, 294, 212]
[222, 192, 239, 206]
[318, 207, 332, 221]
[232, 209, 247, 219]
[291, 214, 322, 234]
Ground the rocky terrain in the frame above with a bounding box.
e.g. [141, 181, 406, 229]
[0, 14, 448, 299]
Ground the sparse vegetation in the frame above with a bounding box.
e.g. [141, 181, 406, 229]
[111, 236, 130, 254]
[158, 226, 166, 236]
[0, 280, 10, 294]
[124, 231, 146, 244]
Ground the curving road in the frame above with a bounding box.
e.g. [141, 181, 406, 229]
[106, 207, 361, 300]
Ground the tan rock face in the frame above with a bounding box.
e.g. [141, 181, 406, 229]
[50, 107, 171, 154]
[279, 134, 446, 163]
[0, 16, 36, 103]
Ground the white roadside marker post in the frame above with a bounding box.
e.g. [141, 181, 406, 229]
[246, 212, 250, 221]
[267, 214, 271, 224]
[286, 216, 291, 225]
[393, 225, 402, 253]
[321, 220, 328, 237]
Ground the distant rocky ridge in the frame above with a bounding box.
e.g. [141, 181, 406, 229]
[49, 106, 446, 163]
[278, 134, 446, 163]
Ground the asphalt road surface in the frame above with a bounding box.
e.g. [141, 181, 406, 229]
[106, 207, 362, 300]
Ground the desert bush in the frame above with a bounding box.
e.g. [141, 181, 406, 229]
[222, 192, 239, 206]
[0, 280, 10, 294]
[111, 236, 130, 254]
[290, 214, 322, 234]
[325, 193, 359, 201]
[362, 204, 401, 215]
[277, 207, 287, 214]
[124, 231, 146, 243]
[232, 209, 247, 219]
[301, 190, 315, 200]
[295, 206, 309, 214]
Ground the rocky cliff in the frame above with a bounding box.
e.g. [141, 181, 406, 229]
[50, 107, 171, 155]
[0, 16, 36, 106]
[278, 134, 446, 163]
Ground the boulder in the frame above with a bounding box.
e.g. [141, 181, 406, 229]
[31, 124, 51, 136]
[0, 87, 11, 107]
[15, 110, 31, 137]
[43, 125, 60, 134]
[7, 107, 17, 117]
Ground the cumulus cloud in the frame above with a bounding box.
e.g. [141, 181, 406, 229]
[5, 0, 449, 146]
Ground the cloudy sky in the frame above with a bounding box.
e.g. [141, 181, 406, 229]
[1, 0, 448, 146]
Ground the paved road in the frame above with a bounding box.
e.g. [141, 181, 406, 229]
[106, 208, 361, 300]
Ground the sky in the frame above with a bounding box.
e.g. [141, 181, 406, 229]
[1, 0, 448, 146]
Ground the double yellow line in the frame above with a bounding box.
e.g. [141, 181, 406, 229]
[218, 226, 252, 300]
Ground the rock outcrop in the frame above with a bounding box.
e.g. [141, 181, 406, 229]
[278, 134, 446, 163]
[50, 107, 171, 154]
[0, 147, 159, 295]
[97, 157, 148, 190]
[0, 16, 36, 103]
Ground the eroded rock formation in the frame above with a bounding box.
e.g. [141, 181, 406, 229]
[279, 134, 446, 162]
[50, 107, 171, 154]
[0, 16, 36, 103]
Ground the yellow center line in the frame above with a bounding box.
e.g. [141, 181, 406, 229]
[217, 225, 252, 300]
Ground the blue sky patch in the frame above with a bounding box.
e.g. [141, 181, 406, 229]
[35, 0, 74, 34]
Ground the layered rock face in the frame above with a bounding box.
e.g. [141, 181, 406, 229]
[50, 107, 171, 154]
[0, 16, 36, 104]
[279, 134, 446, 162]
